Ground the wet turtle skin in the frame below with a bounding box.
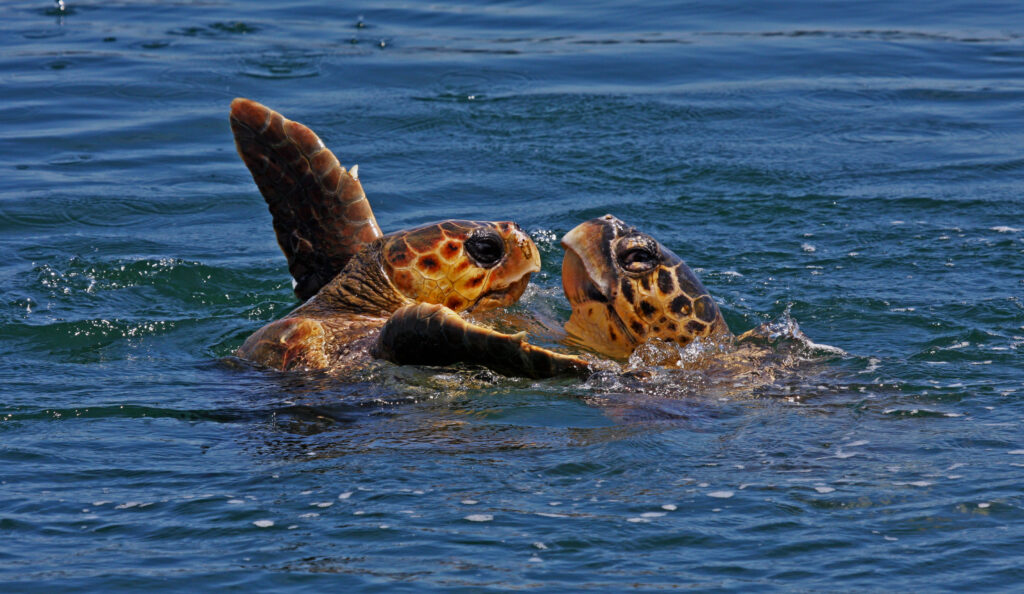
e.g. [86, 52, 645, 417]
[230, 98, 588, 376]
[561, 215, 732, 360]
[235, 220, 544, 371]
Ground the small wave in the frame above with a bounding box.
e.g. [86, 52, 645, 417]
[578, 309, 850, 403]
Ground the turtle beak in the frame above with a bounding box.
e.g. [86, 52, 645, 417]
[560, 217, 618, 303]
[500, 222, 541, 281]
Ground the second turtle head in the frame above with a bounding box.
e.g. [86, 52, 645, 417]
[561, 214, 729, 359]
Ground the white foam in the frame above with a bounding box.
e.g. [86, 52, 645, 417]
[533, 542, 548, 550]
[801, 243, 816, 253]
[227, 499, 245, 505]
[641, 512, 666, 518]
[978, 502, 991, 509]
[313, 502, 333, 508]
[465, 514, 493, 522]
[627, 517, 650, 523]
[338, 492, 353, 500]
[528, 556, 543, 563]
[661, 504, 677, 511]
[253, 519, 274, 528]
[815, 486, 835, 494]
[461, 499, 479, 505]
[708, 491, 734, 499]
[1008, 450, 1024, 455]
[992, 226, 1020, 233]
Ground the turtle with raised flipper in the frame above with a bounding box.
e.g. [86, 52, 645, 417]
[230, 98, 587, 377]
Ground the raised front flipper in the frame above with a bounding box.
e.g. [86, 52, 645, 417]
[230, 98, 383, 301]
[373, 303, 591, 379]
[236, 317, 329, 371]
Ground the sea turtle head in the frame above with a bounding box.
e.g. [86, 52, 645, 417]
[560, 214, 729, 359]
[382, 220, 541, 313]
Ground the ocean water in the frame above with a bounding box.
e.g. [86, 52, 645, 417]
[2, 0, 1023, 590]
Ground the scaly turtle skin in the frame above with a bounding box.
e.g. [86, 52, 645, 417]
[230, 98, 588, 377]
[558, 215, 822, 385]
[560, 214, 732, 359]
[375, 214, 742, 378]
[348, 213, 805, 380]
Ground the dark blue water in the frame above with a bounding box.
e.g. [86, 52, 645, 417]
[2, 0, 1023, 590]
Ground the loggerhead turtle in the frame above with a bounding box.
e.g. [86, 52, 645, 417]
[229, 98, 587, 377]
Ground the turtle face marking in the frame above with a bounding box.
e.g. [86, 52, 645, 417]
[561, 214, 728, 359]
[383, 220, 540, 313]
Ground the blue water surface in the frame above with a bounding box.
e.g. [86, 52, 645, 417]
[2, 0, 1023, 590]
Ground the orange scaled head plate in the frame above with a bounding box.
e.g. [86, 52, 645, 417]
[383, 220, 540, 313]
[561, 215, 728, 359]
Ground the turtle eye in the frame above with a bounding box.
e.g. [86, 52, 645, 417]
[618, 247, 658, 273]
[465, 231, 504, 268]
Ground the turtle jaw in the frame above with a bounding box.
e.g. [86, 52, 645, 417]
[560, 217, 622, 305]
[560, 218, 640, 359]
[470, 272, 533, 312]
